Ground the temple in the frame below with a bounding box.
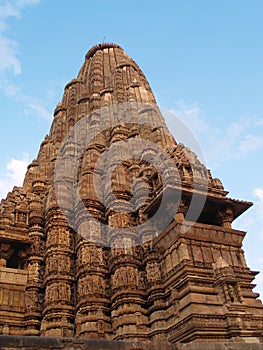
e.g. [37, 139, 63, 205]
[0, 43, 263, 348]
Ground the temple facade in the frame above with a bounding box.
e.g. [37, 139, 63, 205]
[0, 43, 263, 346]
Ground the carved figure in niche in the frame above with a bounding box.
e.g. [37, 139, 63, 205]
[127, 266, 138, 286]
[81, 278, 87, 294]
[28, 263, 34, 279]
[34, 236, 41, 253]
[60, 283, 70, 301]
[77, 248, 81, 263]
[25, 291, 35, 312]
[221, 283, 237, 304]
[46, 259, 51, 273]
[28, 262, 39, 282]
[116, 269, 123, 285]
[98, 277, 105, 293]
[59, 230, 69, 245]
[90, 245, 99, 263]
[192, 166, 201, 178]
[83, 276, 93, 294]
[110, 238, 119, 256]
[46, 233, 51, 246]
[97, 320, 104, 333]
[225, 283, 243, 304]
[146, 261, 161, 282]
[53, 257, 58, 271]
[90, 221, 100, 238]
[127, 266, 133, 284]
[121, 213, 132, 228]
[120, 267, 128, 285]
[138, 209, 148, 224]
[48, 285, 54, 301]
[82, 246, 90, 264]
[228, 284, 235, 303]
[123, 237, 133, 255]
[109, 214, 119, 228]
[45, 285, 51, 302]
[59, 256, 67, 272]
[77, 279, 83, 296]
[97, 248, 103, 264]
[49, 283, 59, 301]
[61, 283, 66, 300]
[133, 268, 138, 285]
[236, 282, 243, 303]
[55, 283, 60, 300]
[18, 211, 27, 223]
[48, 231, 58, 245]
[139, 273, 146, 289]
[93, 276, 99, 293]
[112, 272, 118, 288]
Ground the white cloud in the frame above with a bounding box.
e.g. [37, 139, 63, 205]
[16, 0, 40, 8]
[0, 0, 31, 76]
[167, 101, 263, 168]
[253, 272, 263, 300]
[253, 188, 263, 217]
[0, 153, 29, 199]
[0, 0, 40, 76]
[0, 0, 53, 121]
[0, 79, 20, 96]
[253, 188, 263, 238]
[233, 188, 263, 299]
[0, 34, 21, 75]
[237, 134, 263, 158]
[170, 100, 209, 135]
[24, 102, 52, 120]
[46, 79, 66, 101]
[0, 2, 20, 21]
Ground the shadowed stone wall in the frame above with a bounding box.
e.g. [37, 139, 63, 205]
[0, 335, 173, 350]
[180, 342, 263, 350]
[1, 336, 263, 350]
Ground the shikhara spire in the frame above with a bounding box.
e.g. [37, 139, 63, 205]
[0, 43, 262, 345]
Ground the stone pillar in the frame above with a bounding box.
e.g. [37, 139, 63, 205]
[41, 183, 74, 337]
[75, 229, 109, 338]
[24, 197, 45, 336]
[74, 140, 111, 338]
[222, 207, 234, 229]
[109, 230, 147, 340]
[106, 153, 147, 340]
[0, 243, 13, 267]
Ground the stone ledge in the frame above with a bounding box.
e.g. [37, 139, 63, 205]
[0, 335, 174, 350]
[180, 342, 263, 350]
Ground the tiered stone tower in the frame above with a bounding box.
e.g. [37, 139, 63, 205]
[0, 43, 263, 347]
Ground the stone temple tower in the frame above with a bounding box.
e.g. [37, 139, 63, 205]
[0, 43, 263, 347]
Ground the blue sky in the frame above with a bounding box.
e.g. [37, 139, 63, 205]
[0, 0, 263, 296]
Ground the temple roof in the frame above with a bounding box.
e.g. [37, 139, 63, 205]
[85, 43, 122, 59]
[0, 43, 252, 229]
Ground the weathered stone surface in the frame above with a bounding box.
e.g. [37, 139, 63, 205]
[0, 335, 174, 350]
[0, 43, 263, 345]
[179, 342, 263, 350]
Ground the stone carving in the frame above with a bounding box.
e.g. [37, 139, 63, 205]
[146, 261, 161, 282]
[0, 42, 262, 343]
[28, 262, 39, 282]
[112, 266, 139, 289]
[78, 275, 105, 296]
[45, 282, 71, 302]
[25, 291, 36, 312]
